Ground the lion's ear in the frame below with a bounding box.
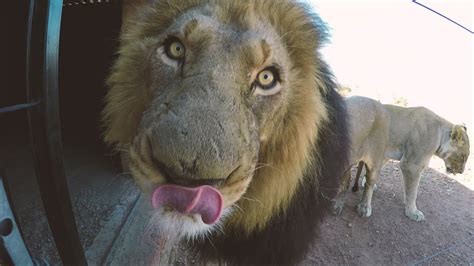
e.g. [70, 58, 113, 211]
[450, 125, 465, 145]
[121, 0, 153, 34]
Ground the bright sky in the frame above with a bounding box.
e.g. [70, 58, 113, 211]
[305, 0, 473, 128]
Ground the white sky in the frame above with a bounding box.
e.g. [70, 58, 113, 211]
[305, 0, 473, 128]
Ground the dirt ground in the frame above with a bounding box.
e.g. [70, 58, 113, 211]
[147, 158, 473, 266]
[3, 119, 472, 265]
[306, 159, 474, 265]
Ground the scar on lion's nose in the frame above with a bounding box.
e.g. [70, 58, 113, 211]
[179, 158, 198, 174]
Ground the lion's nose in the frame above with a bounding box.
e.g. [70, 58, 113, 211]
[150, 154, 226, 186]
[140, 84, 250, 185]
[146, 127, 240, 184]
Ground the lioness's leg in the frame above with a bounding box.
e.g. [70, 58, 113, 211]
[359, 159, 388, 191]
[356, 166, 380, 217]
[400, 162, 426, 221]
[332, 168, 352, 215]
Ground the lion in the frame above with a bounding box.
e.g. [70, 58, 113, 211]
[102, 0, 350, 264]
[333, 96, 470, 222]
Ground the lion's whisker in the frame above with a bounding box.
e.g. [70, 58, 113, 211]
[205, 234, 217, 250]
[240, 196, 264, 207]
[232, 203, 244, 214]
[254, 162, 283, 174]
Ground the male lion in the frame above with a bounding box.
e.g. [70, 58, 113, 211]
[333, 96, 470, 222]
[102, 0, 349, 264]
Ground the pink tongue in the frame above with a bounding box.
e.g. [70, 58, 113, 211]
[151, 184, 223, 225]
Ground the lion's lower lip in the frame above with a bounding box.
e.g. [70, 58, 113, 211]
[152, 184, 223, 224]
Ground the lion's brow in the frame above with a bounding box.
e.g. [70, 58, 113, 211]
[260, 39, 271, 65]
[243, 38, 272, 68]
[183, 18, 199, 39]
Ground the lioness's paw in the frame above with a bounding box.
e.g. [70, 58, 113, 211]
[356, 203, 372, 217]
[405, 209, 425, 222]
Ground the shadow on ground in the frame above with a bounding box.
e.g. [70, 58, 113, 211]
[307, 161, 474, 265]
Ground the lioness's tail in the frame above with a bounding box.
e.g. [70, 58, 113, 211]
[352, 161, 365, 192]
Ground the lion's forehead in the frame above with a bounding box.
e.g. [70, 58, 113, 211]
[167, 7, 287, 61]
[456, 134, 470, 154]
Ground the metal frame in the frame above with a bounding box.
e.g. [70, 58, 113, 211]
[26, 0, 86, 264]
[0, 175, 32, 265]
[0, 102, 39, 114]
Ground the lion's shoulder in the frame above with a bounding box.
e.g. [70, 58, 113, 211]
[384, 104, 448, 156]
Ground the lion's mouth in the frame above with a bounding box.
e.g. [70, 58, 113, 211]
[152, 184, 224, 224]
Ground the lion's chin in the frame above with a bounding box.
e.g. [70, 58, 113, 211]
[148, 207, 232, 242]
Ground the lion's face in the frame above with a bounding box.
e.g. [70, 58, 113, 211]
[104, 0, 329, 240]
[440, 125, 470, 174]
[130, 12, 288, 238]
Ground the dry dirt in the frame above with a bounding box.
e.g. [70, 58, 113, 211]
[306, 159, 474, 265]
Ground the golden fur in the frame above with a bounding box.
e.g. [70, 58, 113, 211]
[103, 0, 330, 234]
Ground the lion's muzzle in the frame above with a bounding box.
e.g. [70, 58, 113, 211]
[144, 83, 249, 180]
[134, 74, 259, 212]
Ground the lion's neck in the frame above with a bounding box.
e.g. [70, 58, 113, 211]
[435, 121, 453, 159]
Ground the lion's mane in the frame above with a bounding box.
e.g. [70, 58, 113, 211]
[103, 1, 349, 264]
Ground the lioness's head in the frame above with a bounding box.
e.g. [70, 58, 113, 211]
[439, 125, 470, 174]
[103, 0, 331, 240]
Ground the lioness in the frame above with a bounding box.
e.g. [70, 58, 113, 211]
[334, 96, 470, 221]
[103, 0, 350, 264]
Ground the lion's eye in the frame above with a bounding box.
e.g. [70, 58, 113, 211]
[254, 67, 281, 96]
[164, 38, 185, 60]
[258, 69, 275, 87]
